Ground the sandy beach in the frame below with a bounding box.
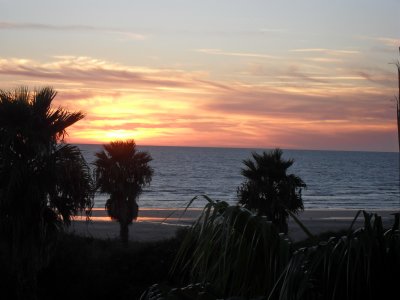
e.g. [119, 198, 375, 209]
[69, 207, 399, 242]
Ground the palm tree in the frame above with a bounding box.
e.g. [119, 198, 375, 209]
[394, 48, 400, 207]
[94, 140, 153, 244]
[237, 148, 306, 234]
[0, 87, 94, 299]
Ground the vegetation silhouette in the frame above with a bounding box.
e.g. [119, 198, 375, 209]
[170, 196, 291, 298]
[142, 198, 400, 299]
[393, 48, 400, 206]
[272, 211, 400, 300]
[393, 47, 400, 154]
[37, 231, 187, 300]
[0, 87, 94, 299]
[237, 148, 306, 234]
[94, 140, 153, 244]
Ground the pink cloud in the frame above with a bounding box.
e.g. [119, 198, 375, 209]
[0, 55, 398, 151]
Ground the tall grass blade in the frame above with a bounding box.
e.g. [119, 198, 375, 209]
[286, 209, 316, 242]
[347, 209, 362, 235]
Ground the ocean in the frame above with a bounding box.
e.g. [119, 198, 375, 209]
[77, 144, 399, 210]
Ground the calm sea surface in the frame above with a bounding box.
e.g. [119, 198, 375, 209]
[77, 144, 399, 210]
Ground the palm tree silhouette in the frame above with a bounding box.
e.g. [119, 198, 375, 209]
[237, 148, 306, 234]
[0, 87, 94, 298]
[94, 140, 153, 244]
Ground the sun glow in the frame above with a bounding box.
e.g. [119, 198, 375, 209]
[1, 22, 398, 152]
[68, 126, 170, 144]
[105, 129, 139, 141]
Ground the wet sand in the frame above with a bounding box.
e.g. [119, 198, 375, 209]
[69, 208, 399, 242]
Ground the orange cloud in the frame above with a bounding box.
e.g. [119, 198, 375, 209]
[0, 55, 397, 151]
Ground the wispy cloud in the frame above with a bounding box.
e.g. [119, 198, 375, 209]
[304, 57, 343, 63]
[357, 70, 394, 86]
[196, 48, 278, 59]
[202, 86, 392, 123]
[290, 48, 359, 55]
[0, 55, 396, 150]
[359, 35, 400, 48]
[0, 56, 203, 90]
[259, 28, 287, 33]
[375, 37, 400, 47]
[0, 21, 146, 40]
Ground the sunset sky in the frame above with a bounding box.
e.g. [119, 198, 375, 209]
[1, 0, 399, 151]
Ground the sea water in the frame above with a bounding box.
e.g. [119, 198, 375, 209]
[77, 144, 399, 210]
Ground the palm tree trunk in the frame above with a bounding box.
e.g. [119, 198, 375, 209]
[397, 100, 400, 208]
[397, 65, 400, 153]
[120, 222, 129, 246]
[397, 50, 400, 208]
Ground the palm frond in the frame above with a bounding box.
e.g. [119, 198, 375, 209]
[276, 212, 400, 300]
[0, 86, 93, 295]
[172, 198, 292, 298]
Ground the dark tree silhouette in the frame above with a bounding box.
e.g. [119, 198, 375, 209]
[0, 87, 94, 299]
[395, 47, 400, 154]
[237, 148, 306, 234]
[94, 140, 153, 244]
[394, 48, 400, 206]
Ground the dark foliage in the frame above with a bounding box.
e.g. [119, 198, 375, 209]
[94, 140, 153, 243]
[274, 212, 400, 300]
[142, 200, 400, 300]
[237, 148, 306, 233]
[170, 198, 292, 298]
[32, 231, 186, 300]
[0, 87, 94, 299]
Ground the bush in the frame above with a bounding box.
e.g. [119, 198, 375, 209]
[142, 199, 400, 300]
[34, 230, 186, 300]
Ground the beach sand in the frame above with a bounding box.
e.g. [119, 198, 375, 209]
[69, 208, 399, 242]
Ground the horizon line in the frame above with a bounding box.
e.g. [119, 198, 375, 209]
[70, 142, 397, 154]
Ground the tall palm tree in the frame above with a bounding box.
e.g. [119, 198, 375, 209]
[394, 48, 400, 207]
[0, 87, 94, 299]
[237, 148, 306, 234]
[94, 140, 153, 244]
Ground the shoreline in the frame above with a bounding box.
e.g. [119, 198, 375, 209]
[69, 207, 399, 242]
[90, 207, 399, 211]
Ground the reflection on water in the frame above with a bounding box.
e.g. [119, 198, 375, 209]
[72, 215, 194, 223]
